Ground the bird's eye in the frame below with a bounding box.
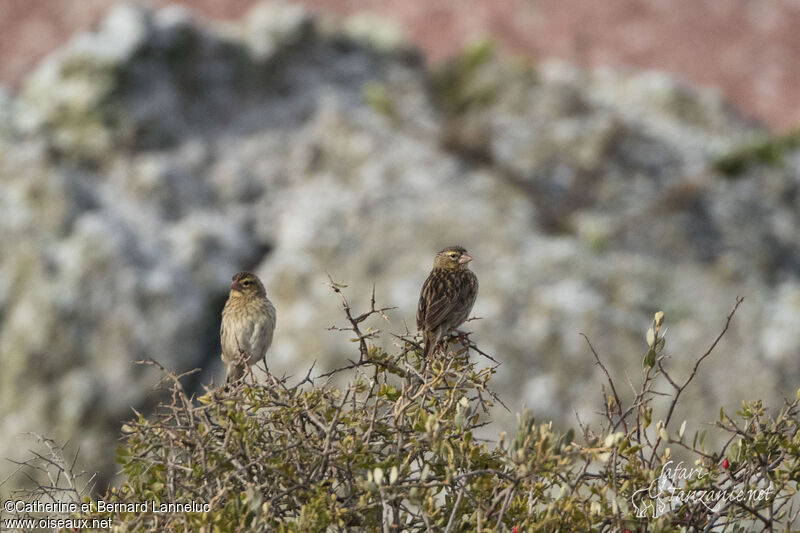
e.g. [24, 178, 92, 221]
[450, 253, 458, 259]
[242, 281, 251, 286]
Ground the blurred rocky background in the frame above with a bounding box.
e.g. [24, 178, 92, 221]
[4, 0, 800, 131]
[1, 1, 799, 490]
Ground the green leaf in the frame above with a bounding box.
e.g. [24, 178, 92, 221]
[643, 348, 656, 369]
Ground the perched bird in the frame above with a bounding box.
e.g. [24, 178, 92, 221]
[416, 246, 479, 357]
[220, 272, 276, 381]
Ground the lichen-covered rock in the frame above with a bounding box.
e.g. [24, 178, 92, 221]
[1, 2, 798, 487]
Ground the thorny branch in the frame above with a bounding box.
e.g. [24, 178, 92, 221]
[7, 292, 800, 531]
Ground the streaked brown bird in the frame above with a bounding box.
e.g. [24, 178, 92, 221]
[220, 271, 277, 382]
[416, 245, 479, 357]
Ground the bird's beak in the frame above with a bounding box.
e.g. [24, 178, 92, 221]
[458, 253, 472, 264]
[230, 280, 242, 293]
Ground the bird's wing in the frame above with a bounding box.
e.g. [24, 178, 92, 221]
[255, 305, 276, 354]
[418, 271, 459, 332]
[416, 277, 428, 331]
[464, 270, 478, 310]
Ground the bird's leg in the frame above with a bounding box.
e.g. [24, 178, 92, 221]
[433, 330, 447, 357]
[245, 362, 256, 384]
[437, 338, 447, 355]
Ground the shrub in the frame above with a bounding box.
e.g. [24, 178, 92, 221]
[5, 288, 800, 531]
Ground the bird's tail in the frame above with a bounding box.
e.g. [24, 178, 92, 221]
[423, 330, 436, 358]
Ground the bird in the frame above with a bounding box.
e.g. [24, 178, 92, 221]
[416, 246, 479, 358]
[220, 271, 276, 382]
